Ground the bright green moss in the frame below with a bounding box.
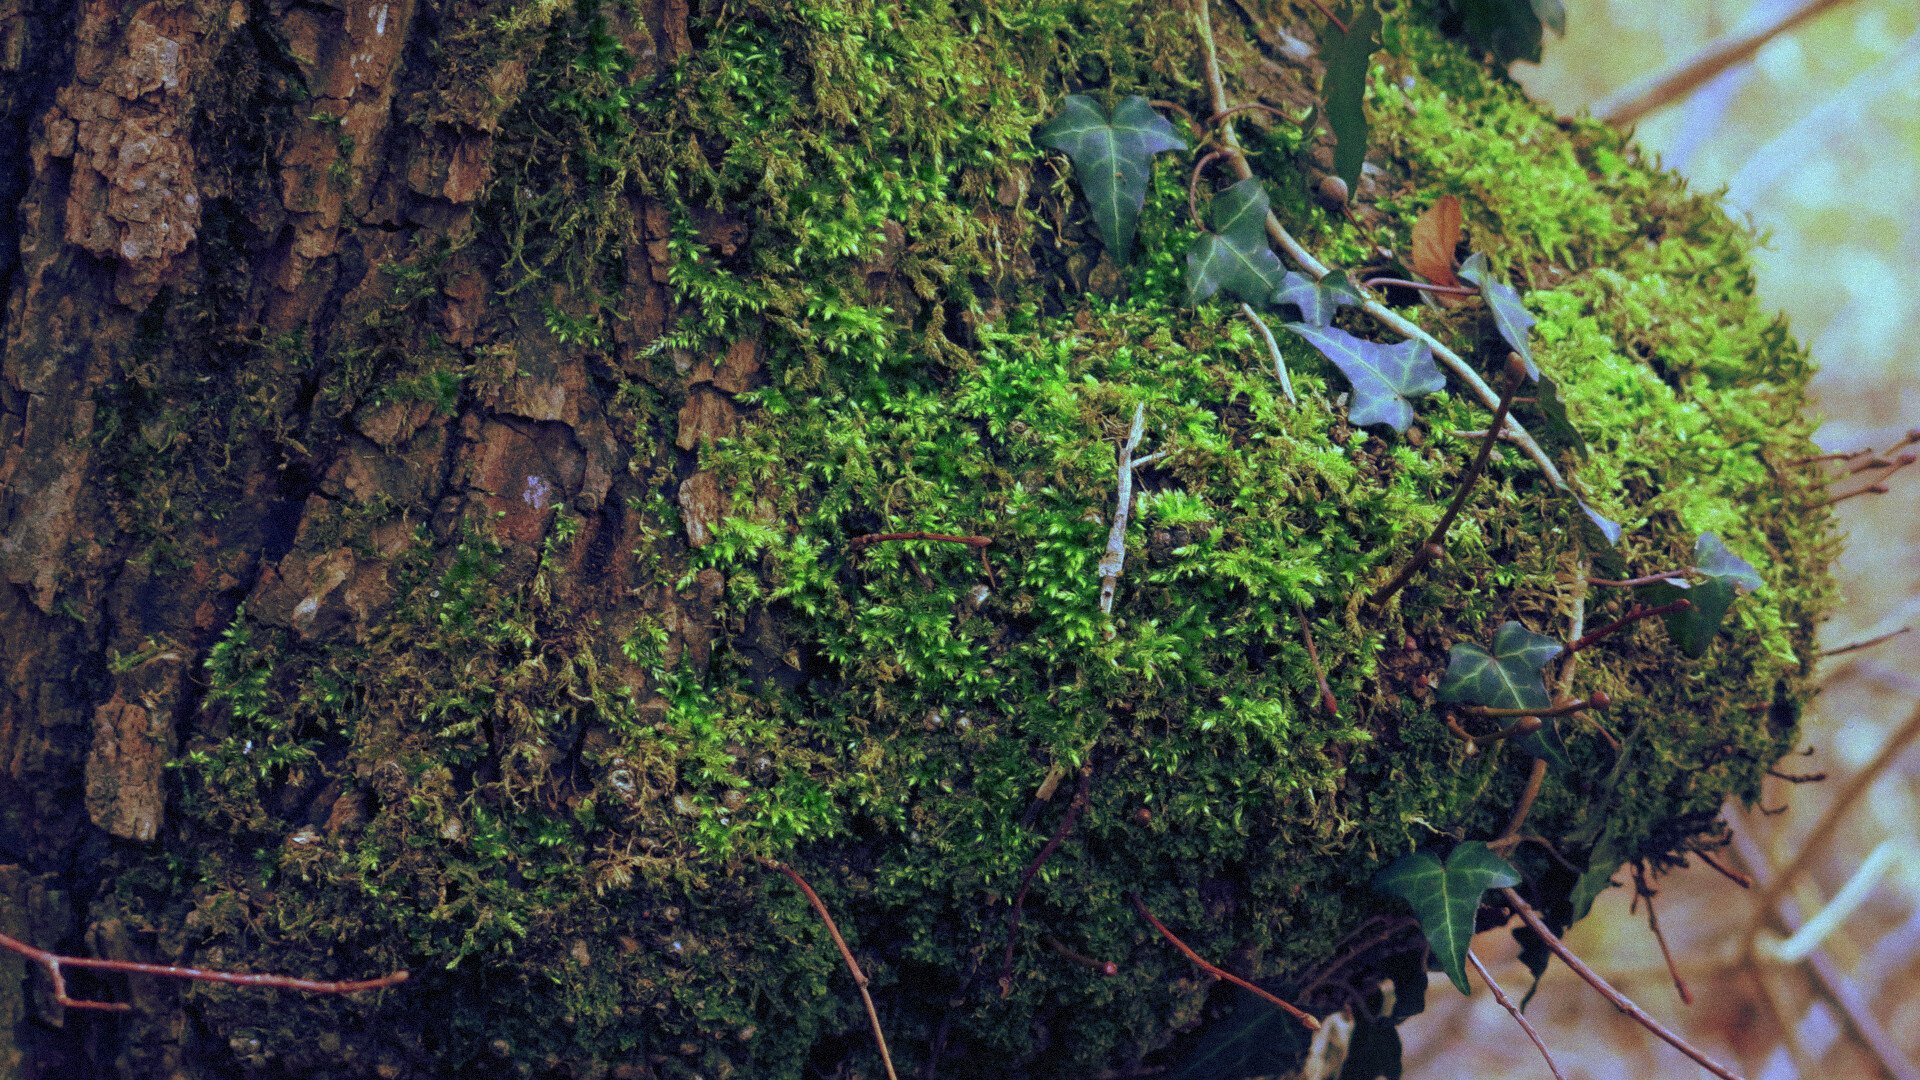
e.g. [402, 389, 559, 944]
[143, 3, 1833, 1077]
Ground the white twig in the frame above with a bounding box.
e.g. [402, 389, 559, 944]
[1240, 303, 1297, 405]
[1099, 404, 1163, 616]
[1191, 0, 1569, 495]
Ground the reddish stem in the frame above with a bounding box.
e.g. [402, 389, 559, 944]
[1469, 950, 1569, 1080]
[1462, 691, 1610, 720]
[1306, 0, 1349, 32]
[1589, 570, 1692, 588]
[1819, 625, 1912, 657]
[0, 929, 406, 1013]
[1187, 149, 1232, 225]
[1694, 848, 1753, 890]
[763, 860, 900, 1080]
[1000, 768, 1094, 995]
[1294, 602, 1338, 716]
[1129, 895, 1319, 1030]
[1566, 599, 1691, 654]
[1206, 102, 1295, 127]
[848, 532, 991, 550]
[1361, 276, 1479, 297]
[1044, 936, 1119, 977]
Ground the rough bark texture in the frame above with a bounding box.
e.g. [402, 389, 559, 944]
[0, 0, 1832, 1077]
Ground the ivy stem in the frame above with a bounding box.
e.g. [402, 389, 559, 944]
[1187, 149, 1231, 225]
[1694, 848, 1754, 889]
[1294, 601, 1338, 715]
[1359, 276, 1479, 297]
[1589, 570, 1692, 588]
[762, 860, 900, 1080]
[1499, 888, 1745, 1080]
[1461, 692, 1610, 720]
[1206, 101, 1297, 126]
[1368, 354, 1528, 608]
[0, 929, 406, 1013]
[1043, 936, 1119, 976]
[1241, 303, 1297, 405]
[1490, 759, 1548, 850]
[1566, 599, 1690, 654]
[1000, 768, 1094, 995]
[1128, 895, 1319, 1030]
[1469, 950, 1569, 1080]
[1820, 450, 1916, 506]
[1632, 862, 1695, 1006]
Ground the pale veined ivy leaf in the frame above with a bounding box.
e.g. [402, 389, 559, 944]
[1373, 841, 1521, 994]
[1577, 499, 1627, 576]
[1187, 180, 1288, 305]
[1532, 373, 1588, 459]
[1435, 620, 1563, 711]
[1458, 252, 1538, 380]
[1694, 532, 1763, 593]
[1274, 271, 1361, 327]
[1285, 323, 1445, 432]
[1036, 94, 1186, 265]
[1515, 718, 1572, 771]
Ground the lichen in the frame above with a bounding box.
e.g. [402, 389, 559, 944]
[126, 2, 1833, 1077]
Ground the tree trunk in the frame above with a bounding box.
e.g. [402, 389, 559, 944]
[0, 0, 1830, 1077]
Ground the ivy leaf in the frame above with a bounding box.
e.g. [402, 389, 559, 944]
[1373, 842, 1521, 994]
[1435, 621, 1563, 711]
[1036, 94, 1185, 264]
[1321, 4, 1383, 196]
[1458, 252, 1538, 380]
[1695, 532, 1763, 593]
[1638, 532, 1760, 657]
[1409, 195, 1463, 288]
[1452, 0, 1554, 65]
[1577, 499, 1627, 577]
[1515, 718, 1572, 771]
[1187, 180, 1288, 305]
[1568, 833, 1626, 923]
[1275, 271, 1361, 327]
[1286, 323, 1445, 432]
[1340, 1012, 1403, 1080]
[1531, 373, 1588, 459]
[1160, 985, 1314, 1080]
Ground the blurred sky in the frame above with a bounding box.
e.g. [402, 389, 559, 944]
[1398, 3, 1920, 1077]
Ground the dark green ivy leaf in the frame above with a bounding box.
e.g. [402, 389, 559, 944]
[1035, 94, 1185, 264]
[1286, 323, 1445, 432]
[1435, 620, 1563, 712]
[1513, 925, 1551, 1008]
[1160, 985, 1313, 1080]
[1275, 271, 1361, 327]
[1187, 180, 1289, 305]
[1374, 841, 1521, 994]
[1568, 833, 1626, 923]
[1515, 718, 1572, 771]
[1340, 1012, 1404, 1080]
[1532, 0, 1567, 35]
[1531, 374, 1588, 459]
[1695, 532, 1763, 592]
[1453, 0, 1552, 65]
[1321, 4, 1383, 196]
[1638, 536, 1758, 658]
[1459, 252, 1538, 380]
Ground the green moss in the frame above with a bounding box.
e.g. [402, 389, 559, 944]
[141, 3, 1832, 1077]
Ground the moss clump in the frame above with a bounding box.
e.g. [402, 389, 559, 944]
[135, 2, 1831, 1077]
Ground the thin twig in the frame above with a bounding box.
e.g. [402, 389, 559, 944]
[1566, 599, 1690, 654]
[1001, 768, 1094, 995]
[1241, 303, 1297, 405]
[1694, 848, 1753, 890]
[849, 532, 993, 550]
[1491, 759, 1549, 850]
[1370, 354, 1528, 607]
[1187, 149, 1231, 224]
[1819, 624, 1912, 658]
[1294, 601, 1337, 715]
[1764, 766, 1826, 783]
[1129, 895, 1319, 1030]
[1468, 950, 1568, 1080]
[0, 930, 406, 1012]
[1206, 101, 1297, 127]
[1593, 0, 1864, 127]
[1294, 915, 1418, 1003]
[1099, 404, 1165, 616]
[1632, 862, 1694, 1006]
[1359, 277, 1479, 297]
[1462, 692, 1610, 720]
[1820, 452, 1916, 506]
[1045, 935, 1120, 976]
[764, 860, 900, 1080]
[1499, 889, 1745, 1080]
[1589, 570, 1692, 588]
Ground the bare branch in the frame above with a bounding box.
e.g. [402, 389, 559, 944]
[1240, 303, 1297, 405]
[1099, 404, 1166, 616]
[1499, 888, 1744, 1080]
[1469, 950, 1568, 1080]
[1819, 624, 1912, 658]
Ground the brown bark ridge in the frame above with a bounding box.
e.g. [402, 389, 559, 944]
[1, 0, 707, 1072]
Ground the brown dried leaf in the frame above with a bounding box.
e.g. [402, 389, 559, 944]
[1410, 194, 1463, 288]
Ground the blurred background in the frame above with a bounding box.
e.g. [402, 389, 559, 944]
[1399, 1, 1920, 1076]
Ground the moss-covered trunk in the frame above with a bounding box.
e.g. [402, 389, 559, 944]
[1, 0, 1831, 1076]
